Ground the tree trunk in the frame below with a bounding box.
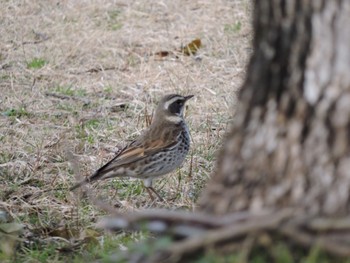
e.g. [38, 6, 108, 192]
[102, 1, 350, 260]
[199, 0, 350, 217]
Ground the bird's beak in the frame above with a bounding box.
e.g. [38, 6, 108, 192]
[184, 95, 194, 101]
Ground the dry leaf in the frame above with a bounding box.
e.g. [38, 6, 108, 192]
[153, 38, 202, 58]
[154, 51, 170, 58]
[180, 38, 202, 56]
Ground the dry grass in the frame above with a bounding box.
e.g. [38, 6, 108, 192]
[0, 0, 251, 261]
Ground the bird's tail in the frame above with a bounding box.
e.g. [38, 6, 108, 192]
[70, 178, 90, 191]
[70, 147, 126, 191]
[70, 170, 102, 191]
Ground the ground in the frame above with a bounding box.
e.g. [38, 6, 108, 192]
[0, 0, 251, 261]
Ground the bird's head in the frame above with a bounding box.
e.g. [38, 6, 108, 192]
[154, 94, 194, 124]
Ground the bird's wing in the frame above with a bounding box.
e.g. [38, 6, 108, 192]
[87, 138, 179, 181]
[70, 125, 183, 191]
[101, 139, 178, 167]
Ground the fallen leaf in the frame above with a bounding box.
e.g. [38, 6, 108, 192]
[154, 51, 170, 58]
[180, 38, 202, 56]
[153, 38, 202, 58]
[109, 103, 129, 112]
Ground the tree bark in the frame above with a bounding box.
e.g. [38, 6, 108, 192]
[199, 0, 350, 217]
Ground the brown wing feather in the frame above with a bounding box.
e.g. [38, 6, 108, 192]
[70, 121, 183, 191]
[98, 139, 178, 171]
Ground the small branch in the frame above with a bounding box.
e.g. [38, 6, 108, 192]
[85, 66, 120, 73]
[99, 209, 276, 233]
[45, 92, 90, 105]
[279, 224, 350, 257]
[307, 217, 350, 231]
[70, 64, 130, 75]
[22, 31, 50, 45]
[150, 209, 293, 262]
[96, 199, 350, 261]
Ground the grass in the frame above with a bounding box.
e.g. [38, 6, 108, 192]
[26, 58, 47, 69]
[53, 85, 87, 97]
[224, 21, 242, 33]
[0, 0, 251, 261]
[2, 107, 30, 118]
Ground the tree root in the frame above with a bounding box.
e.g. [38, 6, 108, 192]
[98, 208, 350, 262]
[280, 224, 350, 257]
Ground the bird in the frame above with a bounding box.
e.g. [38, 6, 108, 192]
[70, 94, 194, 201]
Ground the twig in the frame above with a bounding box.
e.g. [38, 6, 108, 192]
[307, 217, 350, 231]
[70, 64, 130, 75]
[150, 209, 293, 262]
[99, 209, 275, 232]
[22, 31, 50, 45]
[66, 150, 119, 216]
[279, 224, 350, 257]
[239, 234, 256, 263]
[45, 92, 90, 105]
[85, 66, 120, 73]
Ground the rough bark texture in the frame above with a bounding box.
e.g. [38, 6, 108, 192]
[199, 0, 350, 216]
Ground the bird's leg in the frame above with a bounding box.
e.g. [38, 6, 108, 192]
[145, 187, 155, 201]
[143, 178, 163, 201]
[147, 186, 164, 202]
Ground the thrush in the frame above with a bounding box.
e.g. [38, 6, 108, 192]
[70, 94, 194, 200]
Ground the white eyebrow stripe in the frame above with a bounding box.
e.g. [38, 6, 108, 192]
[163, 96, 183, 110]
[165, 115, 182, 123]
